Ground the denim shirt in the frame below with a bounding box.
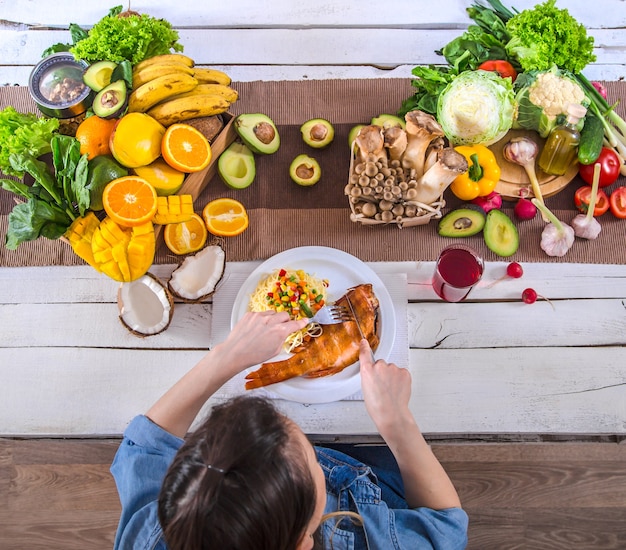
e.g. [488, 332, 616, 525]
[317, 447, 468, 550]
[111, 415, 468, 550]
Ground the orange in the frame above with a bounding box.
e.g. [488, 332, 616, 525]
[102, 176, 158, 227]
[75, 115, 117, 160]
[202, 198, 249, 237]
[161, 123, 212, 173]
[164, 213, 208, 255]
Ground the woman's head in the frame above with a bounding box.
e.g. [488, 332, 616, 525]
[158, 395, 325, 550]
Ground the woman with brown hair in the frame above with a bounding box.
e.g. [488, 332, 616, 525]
[111, 310, 468, 549]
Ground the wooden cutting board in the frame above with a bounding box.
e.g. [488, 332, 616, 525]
[489, 129, 578, 200]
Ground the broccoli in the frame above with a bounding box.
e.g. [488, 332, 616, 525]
[504, 0, 595, 74]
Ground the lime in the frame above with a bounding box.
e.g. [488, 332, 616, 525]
[86, 155, 129, 211]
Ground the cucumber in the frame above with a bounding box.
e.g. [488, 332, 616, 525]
[578, 111, 604, 165]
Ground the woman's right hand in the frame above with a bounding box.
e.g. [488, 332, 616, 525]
[359, 340, 414, 436]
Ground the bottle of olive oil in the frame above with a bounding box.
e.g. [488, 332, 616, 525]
[539, 103, 587, 176]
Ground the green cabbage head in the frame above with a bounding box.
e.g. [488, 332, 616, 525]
[437, 70, 516, 146]
[513, 67, 590, 138]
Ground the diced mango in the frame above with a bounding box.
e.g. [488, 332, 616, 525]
[153, 194, 195, 225]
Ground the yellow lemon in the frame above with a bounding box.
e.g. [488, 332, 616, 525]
[133, 158, 185, 196]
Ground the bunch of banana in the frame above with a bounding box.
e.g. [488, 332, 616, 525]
[130, 53, 238, 125]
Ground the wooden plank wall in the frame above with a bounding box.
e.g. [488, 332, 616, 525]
[1, 0, 625, 84]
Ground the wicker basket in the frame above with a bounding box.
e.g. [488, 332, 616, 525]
[345, 142, 445, 228]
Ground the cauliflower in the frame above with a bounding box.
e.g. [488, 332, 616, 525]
[513, 67, 589, 137]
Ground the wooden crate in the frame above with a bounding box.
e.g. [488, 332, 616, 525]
[154, 112, 237, 242]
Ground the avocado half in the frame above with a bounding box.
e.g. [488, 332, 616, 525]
[484, 209, 519, 257]
[93, 80, 128, 119]
[438, 206, 486, 238]
[234, 113, 280, 155]
[218, 141, 256, 189]
[371, 114, 406, 130]
[300, 118, 334, 148]
[289, 154, 321, 186]
[83, 60, 118, 92]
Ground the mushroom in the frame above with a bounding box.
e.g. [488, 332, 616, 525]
[401, 110, 445, 179]
[414, 147, 469, 205]
[354, 125, 386, 164]
[383, 125, 408, 162]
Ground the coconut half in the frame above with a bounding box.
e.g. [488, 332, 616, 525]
[168, 244, 226, 302]
[117, 272, 175, 336]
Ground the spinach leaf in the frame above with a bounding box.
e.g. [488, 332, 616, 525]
[5, 198, 72, 250]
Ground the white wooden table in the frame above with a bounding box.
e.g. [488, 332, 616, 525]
[1, 0, 625, 438]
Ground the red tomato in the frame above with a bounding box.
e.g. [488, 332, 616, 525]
[477, 60, 517, 82]
[579, 148, 621, 187]
[609, 187, 626, 218]
[574, 185, 610, 216]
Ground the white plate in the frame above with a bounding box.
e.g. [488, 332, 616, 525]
[230, 246, 396, 403]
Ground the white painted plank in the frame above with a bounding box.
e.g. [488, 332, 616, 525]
[2, 27, 622, 66]
[2, 297, 625, 350]
[3, 262, 626, 305]
[1, 346, 624, 436]
[3, 0, 622, 29]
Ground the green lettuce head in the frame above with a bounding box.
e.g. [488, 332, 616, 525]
[513, 67, 590, 138]
[437, 70, 516, 146]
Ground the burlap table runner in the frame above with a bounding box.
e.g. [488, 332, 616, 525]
[2, 79, 625, 267]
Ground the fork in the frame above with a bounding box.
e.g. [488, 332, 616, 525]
[306, 304, 353, 325]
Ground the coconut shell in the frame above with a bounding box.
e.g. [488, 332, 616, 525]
[168, 244, 226, 303]
[117, 272, 175, 337]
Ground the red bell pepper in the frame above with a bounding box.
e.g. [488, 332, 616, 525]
[477, 60, 517, 82]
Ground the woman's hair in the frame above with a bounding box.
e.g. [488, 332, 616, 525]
[158, 395, 317, 550]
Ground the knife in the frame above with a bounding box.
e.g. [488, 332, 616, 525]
[346, 295, 376, 363]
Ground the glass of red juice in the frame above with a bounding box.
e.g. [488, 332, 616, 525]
[432, 244, 484, 302]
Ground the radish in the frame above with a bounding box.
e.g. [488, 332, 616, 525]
[514, 188, 537, 220]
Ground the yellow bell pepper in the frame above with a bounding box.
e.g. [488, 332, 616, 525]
[450, 145, 501, 201]
[152, 194, 194, 225]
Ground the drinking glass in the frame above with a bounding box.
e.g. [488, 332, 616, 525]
[432, 244, 484, 302]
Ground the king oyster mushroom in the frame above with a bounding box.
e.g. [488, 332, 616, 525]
[402, 110, 445, 179]
[117, 272, 175, 337]
[168, 244, 226, 302]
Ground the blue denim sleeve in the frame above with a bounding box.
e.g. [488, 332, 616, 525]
[395, 506, 469, 550]
[110, 415, 184, 550]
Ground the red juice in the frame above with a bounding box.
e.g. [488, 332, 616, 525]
[433, 246, 484, 302]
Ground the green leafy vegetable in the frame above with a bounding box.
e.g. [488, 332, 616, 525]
[504, 0, 595, 74]
[437, 70, 516, 145]
[0, 107, 59, 177]
[69, 6, 183, 64]
[41, 23, 89, 58]
[1, 135, 92, 249]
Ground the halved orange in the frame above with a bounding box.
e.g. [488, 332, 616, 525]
[164, 213, 208, 255]
[161, 123, 212, 173]
[202, 198, 249, 237]
[102, 176, 158, 227]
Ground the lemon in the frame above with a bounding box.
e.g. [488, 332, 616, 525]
[134, 158, 185, 196]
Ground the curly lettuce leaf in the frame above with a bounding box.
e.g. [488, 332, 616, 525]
[0, 107, 59, 177]
[504, 0, 595, 73]
[70, 6, 183, 64]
